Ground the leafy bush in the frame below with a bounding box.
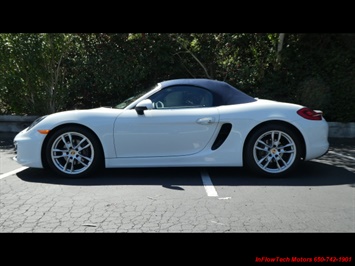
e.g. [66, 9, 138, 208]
[0, 33, 354, 122]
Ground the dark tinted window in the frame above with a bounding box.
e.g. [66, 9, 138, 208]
[149, 85, 213, 109]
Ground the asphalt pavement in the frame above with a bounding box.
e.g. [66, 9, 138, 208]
[1, 130, 354, 234]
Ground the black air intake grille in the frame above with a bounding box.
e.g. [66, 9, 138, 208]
[211, 123, 232, 150]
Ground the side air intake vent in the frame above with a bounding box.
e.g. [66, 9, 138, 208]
[211, 123, 232, 150]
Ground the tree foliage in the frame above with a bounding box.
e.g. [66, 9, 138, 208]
[0, 33, 354, 122]
[0, 33, 77, 114]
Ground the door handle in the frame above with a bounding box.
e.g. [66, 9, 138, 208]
[196, 117, 215, 124]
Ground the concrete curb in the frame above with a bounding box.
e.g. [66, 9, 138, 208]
[327, 122, 355, 138]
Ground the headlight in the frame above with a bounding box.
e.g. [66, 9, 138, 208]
[27, 115, 48, 131]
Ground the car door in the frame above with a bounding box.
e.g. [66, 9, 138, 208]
[113, 86, 220, 157]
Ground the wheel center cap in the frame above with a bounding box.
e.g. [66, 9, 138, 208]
[70, 150, 76, 155]
[271, 148, 277, 154]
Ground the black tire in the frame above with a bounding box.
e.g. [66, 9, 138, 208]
[244, 123, 302, 177]
[45, 126, 103, 178]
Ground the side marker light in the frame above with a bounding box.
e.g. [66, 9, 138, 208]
[38, 129, 51, 134]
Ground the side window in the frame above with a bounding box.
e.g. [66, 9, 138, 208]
[150, 86, 213, 109]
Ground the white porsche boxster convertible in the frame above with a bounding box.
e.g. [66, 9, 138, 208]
[13, 78, 329, 178]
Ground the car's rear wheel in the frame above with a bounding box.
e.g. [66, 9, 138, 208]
[244, 124, 302, 177]
[45, 126, 103, 178]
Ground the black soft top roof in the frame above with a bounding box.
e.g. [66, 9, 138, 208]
[159, 78, 256, 106]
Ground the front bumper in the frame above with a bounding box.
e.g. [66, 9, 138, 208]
[13, 128, 46, 168]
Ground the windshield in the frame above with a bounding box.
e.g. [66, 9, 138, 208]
[115, 94, 142, 109]
[115, 91, 148, 109]
[114, 83, 160, 109]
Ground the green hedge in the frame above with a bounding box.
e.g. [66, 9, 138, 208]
[1, 33, 354, 122]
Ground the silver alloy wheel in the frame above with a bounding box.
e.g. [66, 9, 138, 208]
[253, 130, 296, 174]
[50, 131, 95, 175]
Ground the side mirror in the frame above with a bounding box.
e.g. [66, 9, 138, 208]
[135, 99, 153, 115]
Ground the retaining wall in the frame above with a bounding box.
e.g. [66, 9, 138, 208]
[0, 115, 39, 133]
[328, 122, 355, 138]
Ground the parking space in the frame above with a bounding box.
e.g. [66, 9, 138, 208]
[0, 138, 354, 233]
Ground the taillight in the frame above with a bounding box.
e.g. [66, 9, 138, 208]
[297, 107, 323, 120]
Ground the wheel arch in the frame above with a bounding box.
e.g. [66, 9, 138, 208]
[41, 123, 105, 169]
[243, 120, 306, 163]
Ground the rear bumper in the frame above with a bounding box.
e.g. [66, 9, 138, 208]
[303, 120, 329, 160]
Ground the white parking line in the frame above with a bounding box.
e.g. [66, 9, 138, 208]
[201, 169, 218, 197]
[328, 150, 355, 161]
[0, 166, 28, 180]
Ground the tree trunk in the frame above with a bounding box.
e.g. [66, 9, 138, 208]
[276, 33, 285, 64]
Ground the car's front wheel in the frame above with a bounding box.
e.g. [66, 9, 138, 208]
[45, 126, 103, 178]
[244, 124, 302, 177]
